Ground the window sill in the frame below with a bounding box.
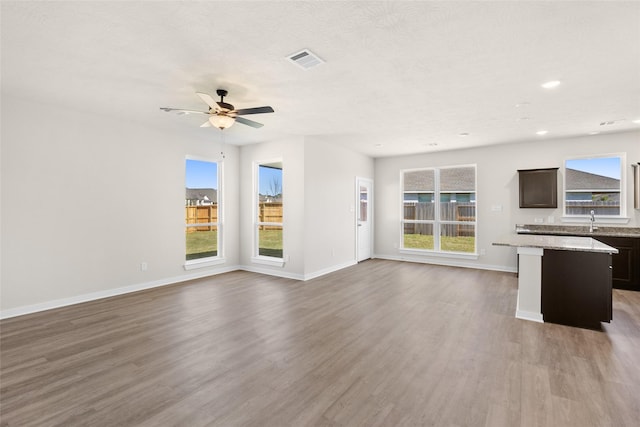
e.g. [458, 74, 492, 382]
[399, 248, 479, 260]
[251, 256, 285, 267]
[184, 257, 226, 271]
[561, 216, 630, 225]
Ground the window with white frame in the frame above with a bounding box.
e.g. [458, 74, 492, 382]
[401, 165, 476, 254]
[256, 161, 283, 260]
[185, 158, 221, 262]
[564, 154, 625, 217]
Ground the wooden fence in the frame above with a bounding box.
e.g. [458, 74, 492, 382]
[185, 205, 218, 232]
[185, 203, 284, 232]
[404, 203, 475, 237]
[565, 201, 620, 216]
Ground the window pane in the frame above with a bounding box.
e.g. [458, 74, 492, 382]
[404, 193, 434, 220]
[258, 225, 283, 258]
[565, 157, 621, 216]
[186, 226, 218, 260]
[258, 164, 283, 222]
[185, 159, 218, 261]
[403, 223, 434, 250]
[186, 160, 218, 206]
[440, 193, 476, 221]
[440, 224, 475, 253]
[359, 185, 368, 221]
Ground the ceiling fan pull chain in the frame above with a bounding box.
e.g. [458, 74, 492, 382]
[220, 130, 226, 159]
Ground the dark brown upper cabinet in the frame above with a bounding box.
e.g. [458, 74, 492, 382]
[518, 168, 558, 208]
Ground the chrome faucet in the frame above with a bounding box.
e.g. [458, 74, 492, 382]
[589, 209, 597, 232]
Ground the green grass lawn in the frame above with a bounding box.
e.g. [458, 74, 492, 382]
[186, 230, 217, 260]
[186, 229, 285, 260]
[404, 234, 475, 253]
[258, 229, 283, 258]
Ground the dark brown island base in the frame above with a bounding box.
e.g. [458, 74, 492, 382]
[493, 234, 617, 330]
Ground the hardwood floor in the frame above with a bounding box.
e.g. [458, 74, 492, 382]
[1, 259, 639, 426]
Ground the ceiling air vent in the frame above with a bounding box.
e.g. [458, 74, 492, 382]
[286, 49, 324, 70]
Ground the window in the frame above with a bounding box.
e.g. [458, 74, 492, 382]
[185, 158, 221, 264]
[401, 165, 476, 254]
[564, 154, 624, 217]
[255, 161, 283, 263]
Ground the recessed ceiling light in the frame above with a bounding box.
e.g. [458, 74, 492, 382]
[374, 143, 383, 148]
[589, 131, 600, 135]
[633, 118, 640, 124]
[536, 130, 548, 135]
[515, 102, 530, 107]
[427, 143, 438, 146]
[518, 117, 531, 121]
[458, 132, 470, 137]
[541, 80, 561, 89]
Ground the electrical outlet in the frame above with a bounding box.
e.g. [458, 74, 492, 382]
[547, 216, 555, 223]
[140, 262, 148, 271]
[480, 248, 486, 255]
[534, 217, 544, 223]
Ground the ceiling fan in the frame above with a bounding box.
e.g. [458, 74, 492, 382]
[160, 89, 274, 129]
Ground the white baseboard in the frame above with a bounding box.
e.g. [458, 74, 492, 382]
[302, 260, 357, 281]
[0, 265, 240, 320]
[373, 253, 517, 273]
[516, 310, 544, 323]
[238, 265, 305, 281]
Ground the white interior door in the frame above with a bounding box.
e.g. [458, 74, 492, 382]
[356, 178, 373, 262]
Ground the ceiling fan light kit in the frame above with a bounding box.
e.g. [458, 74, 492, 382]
[209, 114, 235, 130]
[161, 89, 274, 130]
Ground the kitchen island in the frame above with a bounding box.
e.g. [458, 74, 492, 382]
[516, 224, 640, 290]
[493, 234, 618, 329]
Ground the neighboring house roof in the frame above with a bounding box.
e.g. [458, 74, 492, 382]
[440, 167, 475, 191]
[186, 188, 217, 202]
[259, 194, 283, 203]
[566, 168, 620, 190]
[404, 167, 475, 192]
[404, 170, 434, 191]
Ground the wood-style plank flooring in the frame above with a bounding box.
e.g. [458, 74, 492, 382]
[1, 260, 639, 426]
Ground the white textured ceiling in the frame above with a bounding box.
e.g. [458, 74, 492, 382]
[2, 1, 640, 157]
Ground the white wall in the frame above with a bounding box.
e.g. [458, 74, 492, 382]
[374, 131, 640, 271]
[1, 96, 240, 315]
[303, 138, 374, 277]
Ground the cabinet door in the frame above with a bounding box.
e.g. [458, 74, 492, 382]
[518, 168, 558, 208]
[595, 236, 639, 291]
[542, 250, 612, 328]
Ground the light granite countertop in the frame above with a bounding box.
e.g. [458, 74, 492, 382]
[493, 234, 618, 254]
[515, 224, 640, 238]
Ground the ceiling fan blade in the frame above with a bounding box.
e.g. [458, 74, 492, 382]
[234, 106, 275, 115]
[160, 107, 208, 115]
[200, 120, 212, 127]
[196, 92, 218, 110]
[235, 116, 264, 128]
